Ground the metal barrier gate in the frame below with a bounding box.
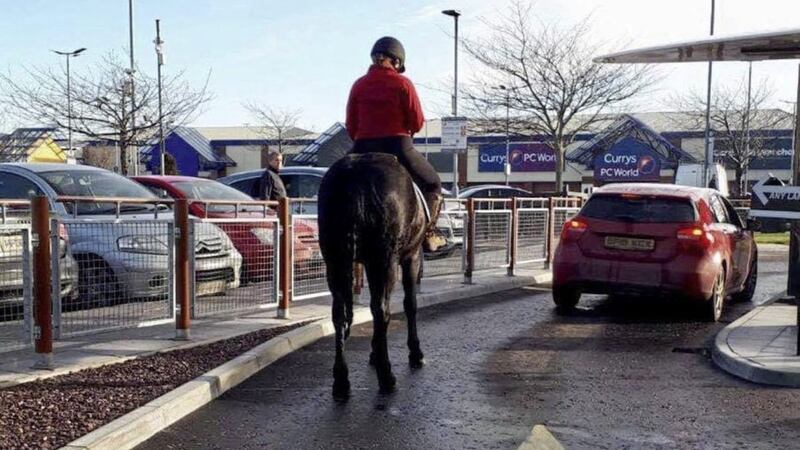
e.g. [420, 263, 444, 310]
[291, 212, 327, 301]
[189, 201, 280, 317]
[516, 198, 550, 265]
[424, 202, 467, 277]
[550, 197, 583, 260]
[0, 221, 33, 352]
[50, 197, 175, 338]
[472, 199, 513, 272]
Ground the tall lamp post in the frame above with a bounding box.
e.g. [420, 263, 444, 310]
[702, 0, 716, 187]
[52, 48, 86, 153]
[494, 85, 513, 185]
[128, 0, 138, 175]
[154, 19, 165, 175]
[442, 9, 461, 196]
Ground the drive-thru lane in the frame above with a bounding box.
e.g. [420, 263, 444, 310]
[139, 247, 795, 449]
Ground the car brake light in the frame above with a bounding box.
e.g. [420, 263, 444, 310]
[676, 225, 714, 250]
[561, 218, 588, 242]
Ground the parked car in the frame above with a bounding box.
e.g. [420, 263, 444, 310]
[457, 184, 534, 199]
[219, 166, 326, 214]
[132, 175, 318, 281]
[0, 218, 78, 313]
[0, 164, 242, 304]
[552, 183, 758, 321]
[220, 166, 457, 257]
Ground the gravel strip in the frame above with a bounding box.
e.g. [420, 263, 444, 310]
[0, 321, 310, 450]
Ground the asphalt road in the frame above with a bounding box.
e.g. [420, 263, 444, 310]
[139, 246, 794, 450]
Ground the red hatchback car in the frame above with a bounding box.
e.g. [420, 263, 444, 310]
[133, 176, 318, 281]
[553, 184, 758, 321]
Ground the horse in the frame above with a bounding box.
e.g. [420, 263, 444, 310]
[318, 152, 427, 400]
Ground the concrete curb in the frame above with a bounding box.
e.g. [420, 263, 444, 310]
[712, 303, 800, 387]
[518, 425, 565, 450]
[61, 274, 546, 450]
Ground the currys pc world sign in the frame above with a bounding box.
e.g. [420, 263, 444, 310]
[478, 143, 556, 172]
[593, 137, 661, 182]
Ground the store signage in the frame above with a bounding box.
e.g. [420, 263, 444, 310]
[478, 143, 556, 172]
[441, 117, 468, 153]
[594, 137, 661, 182]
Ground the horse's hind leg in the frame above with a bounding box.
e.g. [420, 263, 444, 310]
[366, 258, 397, 394]
[402, 249, 425, 368]
[328, 257, 354, 401]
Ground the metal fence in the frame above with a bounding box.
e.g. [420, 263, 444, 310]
[189, 202, 279, 318]
[472, 199, 513, 272]
[516, 198, 550, 265]
[0, 218, 33, 352]
[291, 213, 327, 301]
[424, 202, 467, 277]
[53, 198, 176, 338]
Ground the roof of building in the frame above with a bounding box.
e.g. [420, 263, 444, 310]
[0, 128, 64, 162]
[566, 114, 696, 168]
[288, 123, 352, 167]
[141, 126, 235, 169]
[194, 126, 317, 142]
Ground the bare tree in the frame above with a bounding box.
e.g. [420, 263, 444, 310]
[462, 1, 656, 191]
[0, 51, 212, 174]
[670, 77, 789, 196]
[81, 145, 116, 170]
[242, 103, 303, 153]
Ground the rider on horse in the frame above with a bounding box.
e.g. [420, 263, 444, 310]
[346, 36, 447, 252]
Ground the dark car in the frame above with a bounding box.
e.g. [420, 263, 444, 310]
[552, 183, 758, 321]
[218, 167, 326, 213]
[457, 184, 534, 199]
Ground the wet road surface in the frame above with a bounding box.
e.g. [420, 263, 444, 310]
[140, 247, 796, 449]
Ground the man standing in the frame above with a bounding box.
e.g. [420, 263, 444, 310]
[260, 149, 287, 201]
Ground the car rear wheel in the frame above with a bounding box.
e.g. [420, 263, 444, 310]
[702, 270, 725, 322]
[732, 255, 757, 303]
[553, 286, 580, 310]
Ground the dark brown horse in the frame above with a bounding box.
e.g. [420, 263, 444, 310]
[318, 153, 426, 400]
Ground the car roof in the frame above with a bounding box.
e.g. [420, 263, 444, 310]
[594, 183, 715, 200]
[134, 175, 214, 183]
[458, 184, 531, 196]
[0, 162, 107, 174]
[218, 166, 327, 182]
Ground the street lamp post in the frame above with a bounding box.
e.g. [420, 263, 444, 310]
[702, 0, 716, 187]
[128, 0, 138, 175]
[496, 85, 511, 185]
[52, 48, 86, 154]
[154, 19, 165, 175]
[442, 9, 461, 196]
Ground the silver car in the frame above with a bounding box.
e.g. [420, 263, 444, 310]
[0, 163, 241, 305]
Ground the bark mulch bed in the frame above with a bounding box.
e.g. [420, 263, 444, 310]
[0, 321, 311, 450]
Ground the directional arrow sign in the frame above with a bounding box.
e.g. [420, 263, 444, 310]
[749, 178, 800, 219]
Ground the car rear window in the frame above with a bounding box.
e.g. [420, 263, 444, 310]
[581, 194, 696, 223]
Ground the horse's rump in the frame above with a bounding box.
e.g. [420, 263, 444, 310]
[318, 153, 422, 262]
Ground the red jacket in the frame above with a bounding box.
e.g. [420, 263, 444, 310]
[346, 65, 425, 140]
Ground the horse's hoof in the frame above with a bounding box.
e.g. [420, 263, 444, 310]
[332, 379, 351, 401]
[409, 355, 426, 369]
[378, 374, 396, 394]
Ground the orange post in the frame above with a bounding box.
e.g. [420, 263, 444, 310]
[278, 197, 292, 319]
[464, 198, 475, 284]
[353, 263, 364, 298]
[175, 198, 191, 339]
[508, 197, 518, 277]
[32, 196, 53, 369]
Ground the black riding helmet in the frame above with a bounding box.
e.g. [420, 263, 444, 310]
[371, 36, 406, 73]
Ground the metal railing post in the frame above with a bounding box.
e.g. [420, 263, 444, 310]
[464, 198, 475, 284]
[175, 198, 191, 340]
[508, 197, 517, 276]
[278, 197, 292, 319]
[32, 196, 54, 369]
[545, 197, 556, 270]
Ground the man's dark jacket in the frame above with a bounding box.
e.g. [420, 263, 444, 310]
[260, 167, 287, 201]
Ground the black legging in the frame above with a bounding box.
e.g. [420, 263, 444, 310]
[350, 136, 442, 196]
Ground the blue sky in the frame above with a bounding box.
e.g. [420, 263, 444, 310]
[2, 0, 800, 132]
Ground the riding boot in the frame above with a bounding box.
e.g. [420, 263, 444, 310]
[423, 193, 447, 252]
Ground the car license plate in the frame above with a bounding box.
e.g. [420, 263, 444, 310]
[604, 236, 654, 251]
